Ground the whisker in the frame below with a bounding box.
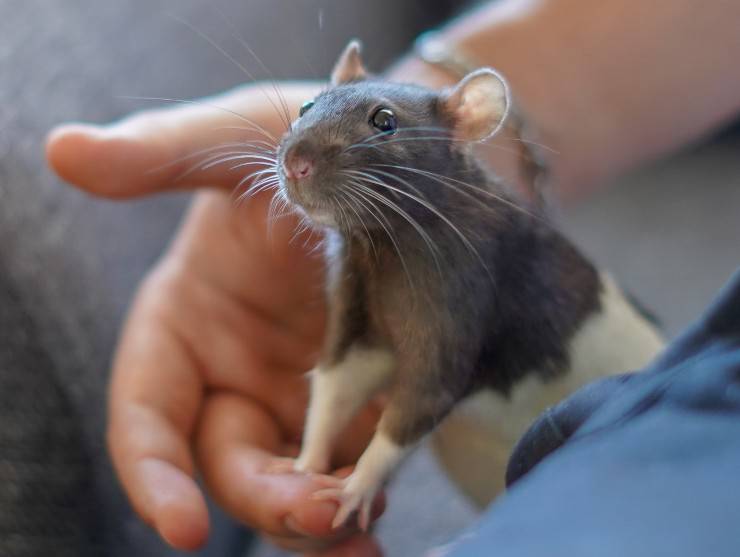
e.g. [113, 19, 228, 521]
[241, 173, 279, 193]
[200, 153, 277, 170]
[344, 184, 417, 296]
[214, 9, 294, 131]
[303, 223, 325, 255]
[289, 213, 313, 247]
[348, 135, 523, 159]
[371, 163, 544, 223]
[233, 168, 279, 197]
[347, 168, 429, 202]
[346, 179, 443, 278]
[338, 189, 378, 261]
[237, 181, 278, 203]
[209, 128, 278, 148]
[167, 13, 292, 132]
[168, 150, 274, 184]
[117, 96, 278, 144]
[242, 168, 280, 185]
[346, 125, 450, 147]
[200, 149, 276, 164]
[236, 169, 278, 191]
[333, 194, 352, 234]
[229, 161, 277, 172]
[264, 188, 296, 244]
[144, 140, 276, 176]
[234, 179, 278, 205]
[342, 169, 402, 201]
[348, 173, 492, 280]
[507, 137, 560, 154]
[286, 30, 320, 80]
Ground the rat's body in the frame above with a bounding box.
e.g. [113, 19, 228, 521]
[272, 42, 664, 527]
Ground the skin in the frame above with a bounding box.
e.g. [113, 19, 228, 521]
[46, 0, 740, 554]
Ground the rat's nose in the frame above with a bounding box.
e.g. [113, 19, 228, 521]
[283, 154, 314, 181]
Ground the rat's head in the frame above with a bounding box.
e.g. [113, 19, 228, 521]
[277, 40, 510, 229]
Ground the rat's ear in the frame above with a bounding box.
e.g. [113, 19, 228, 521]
[441, 68, 510, 142]
[331, 39, 367, 86]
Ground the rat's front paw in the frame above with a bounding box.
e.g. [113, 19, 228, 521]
[312, 472, 381, 531]
[264, 457, 302, 475]
[264, 453, 329, 476]
[295, 451, 330, 474]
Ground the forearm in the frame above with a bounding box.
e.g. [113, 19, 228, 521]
[390, 0, 740, 198]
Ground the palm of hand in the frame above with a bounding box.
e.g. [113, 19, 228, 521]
[119, 188, 388, 547]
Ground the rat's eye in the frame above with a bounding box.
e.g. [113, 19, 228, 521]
[370, 107, 397, 134]
[299, 99, 315, 117]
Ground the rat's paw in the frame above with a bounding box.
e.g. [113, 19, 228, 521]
[264, 456, 333, 477]
[294, 451, 330, 474]
[312, 473, 380, 531]
[264, 458, 343, 496]
[264, 457, 301, 475]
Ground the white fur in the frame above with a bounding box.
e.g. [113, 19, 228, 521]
[329, 432, 411, 528]
[347, 432, 409, 496]
[432, 273, 665, 507]
[296, 346, 394, 472]
[304, 209, 336, 227]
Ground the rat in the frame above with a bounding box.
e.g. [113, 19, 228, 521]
[268, 40, 664, 529]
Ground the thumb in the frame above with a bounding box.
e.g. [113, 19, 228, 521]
[45, 82, 320, 199]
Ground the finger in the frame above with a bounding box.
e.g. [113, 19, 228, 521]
[195, 392, 386, 539]
[304, 533, 384, 557]
[107, 270, 209, 550]
[46, 82, 321, 198]
[262, 529, 352, 554]
[263, 533, 337, 553]
[263, 531, 382, 556]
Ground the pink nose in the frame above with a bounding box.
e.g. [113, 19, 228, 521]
[283, 156, 313, 181]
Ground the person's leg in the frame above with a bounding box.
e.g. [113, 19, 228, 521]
[444, 269, 740, 557]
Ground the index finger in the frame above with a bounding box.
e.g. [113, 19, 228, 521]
[45, 82, 321, 198]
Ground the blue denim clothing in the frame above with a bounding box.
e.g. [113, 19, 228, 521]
[449, 268, 740, 557]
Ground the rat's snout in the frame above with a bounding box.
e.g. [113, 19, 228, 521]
[282, 149, 314, 182]
[279, 137, 343, 216]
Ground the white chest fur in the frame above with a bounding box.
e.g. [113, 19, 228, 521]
[432, 273, 665, 507]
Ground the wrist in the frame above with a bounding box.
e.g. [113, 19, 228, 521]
[387, 25, 554, 201]
[424, 2, 614, 198]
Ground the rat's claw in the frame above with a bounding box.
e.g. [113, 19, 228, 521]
[312, 478, 377, 531]
[265, 459, 345, 494]
[357, 498, 373, 532]
[294, 451, 331, 474]
[310, 474, 345, 488]
[312, 487, 345, 503]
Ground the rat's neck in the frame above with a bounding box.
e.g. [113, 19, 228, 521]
[335, 157, 530, 281]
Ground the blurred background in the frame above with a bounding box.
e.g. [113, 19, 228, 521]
[0, 1, 737, 556]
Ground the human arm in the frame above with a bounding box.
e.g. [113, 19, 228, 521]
[389, 0, 740, 197]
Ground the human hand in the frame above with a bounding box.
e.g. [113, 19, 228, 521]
[46, 82, 385, 556]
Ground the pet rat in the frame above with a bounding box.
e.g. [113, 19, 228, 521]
[269, 40, 664, 529]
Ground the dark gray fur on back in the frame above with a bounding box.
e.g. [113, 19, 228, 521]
[279, 79, 602, 445]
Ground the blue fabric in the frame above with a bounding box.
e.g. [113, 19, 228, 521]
[449, 268, 740, 557]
